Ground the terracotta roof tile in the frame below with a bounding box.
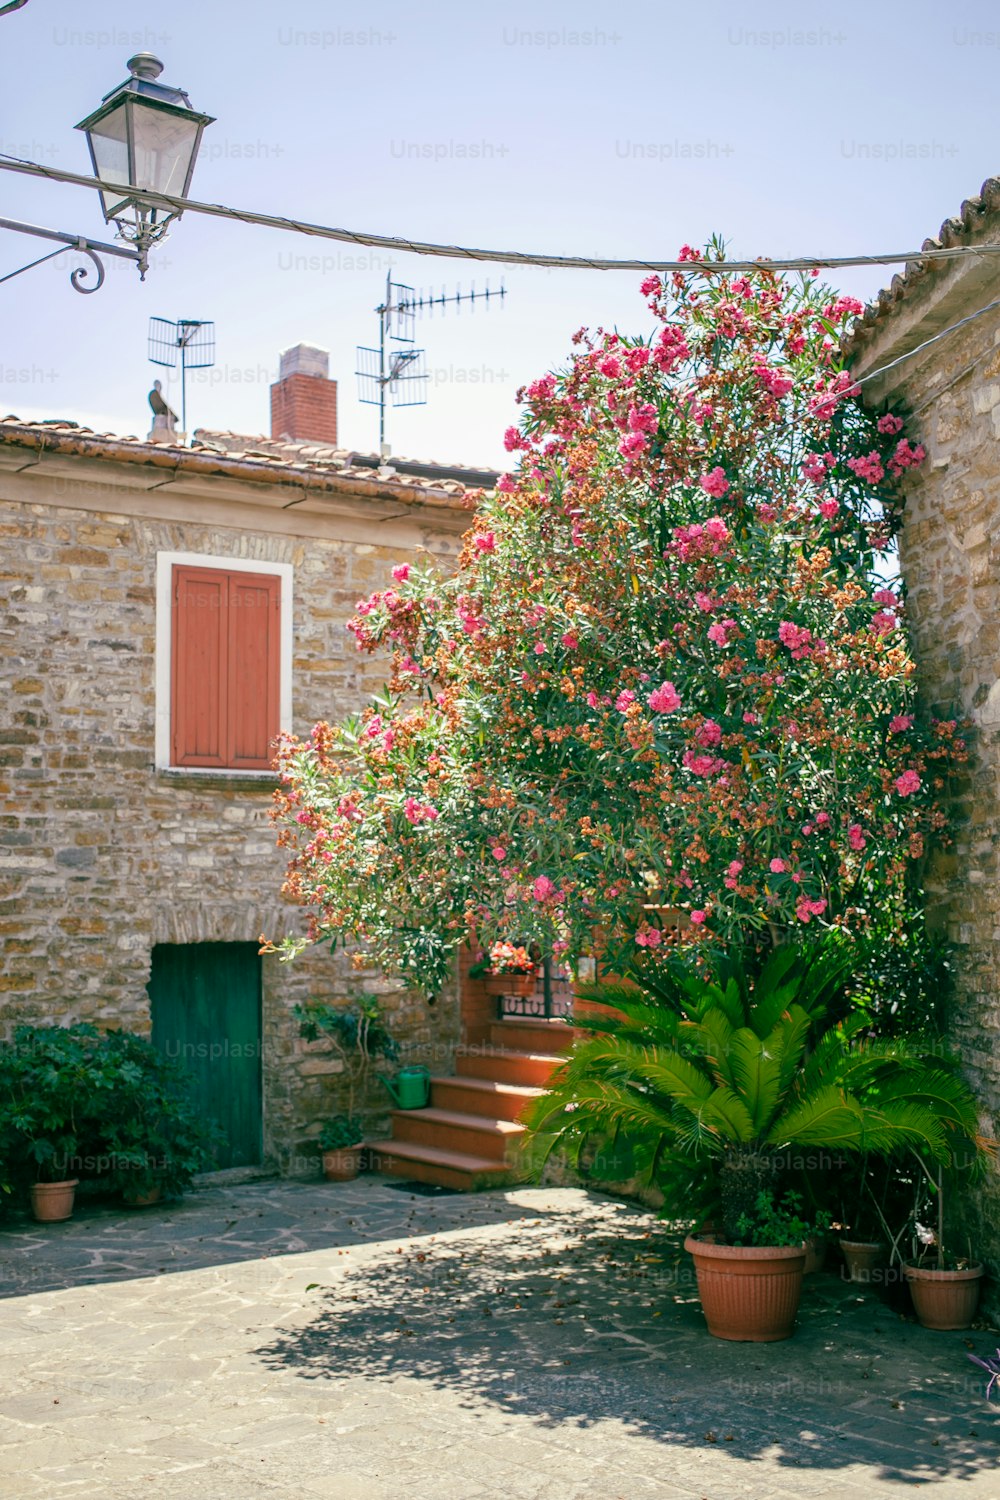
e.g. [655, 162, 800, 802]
[843, 175, 1000, 360]
[0, 415, 499, 511]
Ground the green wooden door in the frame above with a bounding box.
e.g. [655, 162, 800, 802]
[149, 942, 263, 1170]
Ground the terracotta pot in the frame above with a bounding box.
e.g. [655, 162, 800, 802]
[803, 1235, 827, 1276]
[839, 1239, 886, 1284]
[30, 1179, 79, 1223]
[684, 1234, 806, 1342]
[904, 1263, 984, 1330]
[123, 1186, 162, 1208]
[322, 1146, 361, 1182]
[484, 973, 536, 998]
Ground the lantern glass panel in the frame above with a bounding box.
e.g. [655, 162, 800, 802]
[131, 105, 202, 200]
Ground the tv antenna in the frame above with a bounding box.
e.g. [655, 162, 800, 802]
[356, 272, 506, 462]
[148, 317, 216, 442]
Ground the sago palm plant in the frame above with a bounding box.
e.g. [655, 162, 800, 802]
[523, 942, 986, 1240]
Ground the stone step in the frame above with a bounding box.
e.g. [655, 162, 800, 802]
[489, 1018, 579, 1053]
[430, 1074, 545, 1122]
[365, 1138, 515, 1191]
[390, 1106, 525, 1163]
[456, 1049, 566, 1088]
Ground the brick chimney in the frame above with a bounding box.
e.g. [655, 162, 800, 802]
[270, 343, 338, 445]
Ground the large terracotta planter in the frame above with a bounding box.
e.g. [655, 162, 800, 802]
[484, 973, 536, 998]
[30, 1179, 79, 1223]
[904, 1263, 984, 1330]
[684, 1234, 806, 1342]
[839, 1239, 886, 1284]
[322, 1147, 361, 1182]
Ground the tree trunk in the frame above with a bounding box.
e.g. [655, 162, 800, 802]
[720, 1146, 780, 1242]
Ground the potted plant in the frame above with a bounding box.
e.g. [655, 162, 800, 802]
[524, 939, 986, 1342]
[0, 1024, 99, 1222]
[319, 1116, 364, 1181]
[903, 1162, 986, 1330]
[295, 995, 400, 1177]
[475, 943, 538, 998]
[686, 1188, 829, 1340]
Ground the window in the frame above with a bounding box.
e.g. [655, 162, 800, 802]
[155, 553, 292, 772]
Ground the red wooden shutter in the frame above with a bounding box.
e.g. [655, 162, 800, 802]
[171, 566, 281, 769]
[227, 572, 281, 769]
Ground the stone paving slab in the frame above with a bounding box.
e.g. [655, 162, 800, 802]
[1, 1179, 998, 1499]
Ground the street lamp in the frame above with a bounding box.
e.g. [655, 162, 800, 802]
[0, 53, 213, 292]
[76, 54, 214, 275]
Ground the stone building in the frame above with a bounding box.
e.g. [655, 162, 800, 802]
[0, 344, 499, 1176]
[845, 178, 1000, 1313]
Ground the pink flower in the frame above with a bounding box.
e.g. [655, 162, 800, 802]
[689, 910, 707, 926]
[598, 354, 622, 378]
[391, 563, 410, 582]
[847, 451, 885, 484]
[640, 274, 662, 299]
[818, 499, 839, 520]
[707, 617, 737, 647]
[704, 516, 730, 544]
[586, 691, 600, 709]
[492, 846, 506, 861]
[769, 858, 787, 874]
[532, 875, 556, 902]
[635, 927, 662, 948]
[895, 770, 921, 797]
[561, 631, 579, 650]
[627, 401, 659, 436]
[815, 811, 831, 828]
[534, 641, 547, 655]
[696, 719, 722, 747]
[889, 714, 913, 734]
[699, 466, 730, 498]
[404, 797, 438, 824]
[778, 621, 813, 656]
[878, 413, 904, 435]
[869, 611, 896, 636]
[724, 858, 744, 891]
[872, 588, 899, 607]
[473, 531, 496, 553]
[742, 710, 759, 725]
[615, 690, 637, 712]
[648, 681, 681, 714]
[618, 431, 649, 460]
[848, 824, 867, 852]
[683, 750, 723, 778]
[694, 591, 716, 613]
[527, 375, 557, 403]
[795, 896, 828, 923]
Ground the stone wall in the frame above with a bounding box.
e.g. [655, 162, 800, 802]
[848, 247, 1000, 1317]
[0, 459, 464, 1174]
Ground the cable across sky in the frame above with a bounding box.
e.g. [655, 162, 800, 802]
[2, 154, 999, 275]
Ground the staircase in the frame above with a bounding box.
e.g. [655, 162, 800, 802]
[366, 1017, 576, 1191]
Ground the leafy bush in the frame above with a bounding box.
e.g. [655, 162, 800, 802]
[0, 1024, 214, 1205]
[523, 941, 985, 1242]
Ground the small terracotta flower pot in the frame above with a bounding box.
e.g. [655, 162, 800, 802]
[904, 1263, 984, 1330]
[30, 1179, 79, 1223]
[123, 1186, 162, 1208]
[484, 973, 536, 997]
[803, 1235, 827, 1276]
[839, 1239, 886, 1284]
[322, 1147, 361, 1182]
[684, 1234, 806, 1342]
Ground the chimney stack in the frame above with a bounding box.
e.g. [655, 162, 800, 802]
[270, 343, 338, 446]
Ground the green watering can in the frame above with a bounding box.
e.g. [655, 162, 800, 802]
[379, 1065, 431, 1109]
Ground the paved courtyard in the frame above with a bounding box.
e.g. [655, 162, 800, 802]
[1, 1178, 997, 1499]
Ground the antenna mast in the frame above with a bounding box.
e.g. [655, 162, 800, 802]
[356, 273, 506, 462]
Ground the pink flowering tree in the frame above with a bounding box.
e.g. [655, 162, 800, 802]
[272, 243, 965, 993]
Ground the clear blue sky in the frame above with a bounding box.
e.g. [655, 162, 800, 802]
[1, 0, 998, 469]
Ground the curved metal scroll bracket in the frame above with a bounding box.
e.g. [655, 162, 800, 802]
[68, 243, 106, 294]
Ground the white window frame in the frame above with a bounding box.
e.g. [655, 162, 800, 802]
[154, 551, 293, 773]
